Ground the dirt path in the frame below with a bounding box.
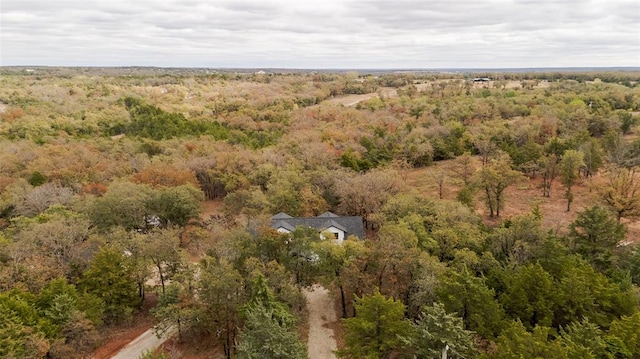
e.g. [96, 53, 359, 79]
[323, 87, 398, 107]
[304, 285, 338, 359]
[110, 326, 175, 359]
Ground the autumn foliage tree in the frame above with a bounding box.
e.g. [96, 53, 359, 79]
[596, 166, 640, 223]
[473, 154, 523, 217]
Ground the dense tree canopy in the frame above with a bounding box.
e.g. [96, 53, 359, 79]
[0, 68, 639, 358]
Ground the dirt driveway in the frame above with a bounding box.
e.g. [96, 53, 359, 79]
[110, 326, 175, 359]
[304, 285, 338, 359]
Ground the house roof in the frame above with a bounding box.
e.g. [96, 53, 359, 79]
[272, 220, 296, 232]
[317, 211, 340, 218]
[270, 211, 365, 239]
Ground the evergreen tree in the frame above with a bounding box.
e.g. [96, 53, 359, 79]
[80, 246, 139, 322]
[339, 289, 412, 359]
[402, 302, 477, 359]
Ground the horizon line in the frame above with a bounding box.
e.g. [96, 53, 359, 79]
[2, 65, 639, 72]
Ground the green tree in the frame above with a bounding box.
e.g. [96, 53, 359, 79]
[198, 258, 246, 359]
[88, 181, 153, 231]
[568, 206, 626, 271]
[152, 283, 197, 342]
[0, 303, 49, 359]
[561, 318, 613, 359]
[579, 138, 604, 178]
[539, 154, 560, 198]
[499, 263, 556, 329]
[149, 184, 203, 227]
[560, 150, 585, 212]
[473, 155, 523, 217]
[312, 237, 367, 318]
[402, 302, 478, 359]
[236, 300, 307, 359]
[553, 257, 636, 329]
[36, 277, 104, 326]
[339, 289, 412, 359]
[143, 229, 185, 294]
[489, 320, 568, 359]
[608, 312, 640, 357]
[236, 275, 306, 359]
[437, 268, 505, 338]
[80, 246, 139, 322]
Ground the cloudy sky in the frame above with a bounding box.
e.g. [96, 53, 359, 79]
[1, 0, 639, 69]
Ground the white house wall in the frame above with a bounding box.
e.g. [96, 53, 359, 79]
[325, 226, 345, 242]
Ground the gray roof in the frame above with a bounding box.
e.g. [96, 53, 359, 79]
[270, 211, 365, 239]
[317, 211, 340, 218]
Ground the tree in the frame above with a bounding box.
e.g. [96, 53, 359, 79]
[560, 318, 613, 359]
[88, 181, 153, 231]
[553, 257, 636, 329]
[402, 302, 478, 359]
[568, 206, 626, 271]
[339, 289, 412, 359]
[236, 300, 307, 359]
[80, 246, 139, 322]
[490, 320, 568, 359]
[608, 312, 640, 357]
[499, 263, 556, 329]
[473, 155, 523, 217]
[236, 275, 306, 359]
[596, 166, 640, 223]
[559, 150, 585, 211]
[149, 185, 203, 227]
[132, 163, 199, 188]
[538, 154, 560, 198]
[453, 152, 475, 185]
[143, 229, 185, 294]
[277, 227, 322, 287]
[7, 205, 92, 280]
[198, 258, 246, 358]
[336, 168, 400, 229]
[0, 303, 50, 359]
[312, 238, 367, 318]
[366, 223, 420, 298]
[152, 283, 197, 343]
[437, 268, 505, 338]
[579, 138, 604, 178]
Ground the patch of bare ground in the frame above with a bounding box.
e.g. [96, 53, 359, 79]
[200, 199, 224, 221]
[323, 87, 397, 107]
[403, 158, 639, 244]
[91, 294, 158, 359]
[305, 285, 339, 359]
[159, 336, 224, 359]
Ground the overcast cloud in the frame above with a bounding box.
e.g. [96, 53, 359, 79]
[1, 0, 638, 68]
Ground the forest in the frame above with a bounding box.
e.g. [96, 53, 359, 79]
[1, 67, 640, 359]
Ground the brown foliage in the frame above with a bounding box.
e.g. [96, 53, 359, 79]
[82, 182, 108, 196]
[132, 164, 199, 188]
[0, 107, 25, 122]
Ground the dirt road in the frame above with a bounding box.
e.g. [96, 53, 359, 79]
[305, 285, 338, 359]
[110, 326, 174, 359]
[323, 87, 398, 107]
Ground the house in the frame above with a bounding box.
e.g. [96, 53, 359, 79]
[270, 211, 365, 241]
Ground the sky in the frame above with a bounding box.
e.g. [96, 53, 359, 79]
[1, 0, 639, 69]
